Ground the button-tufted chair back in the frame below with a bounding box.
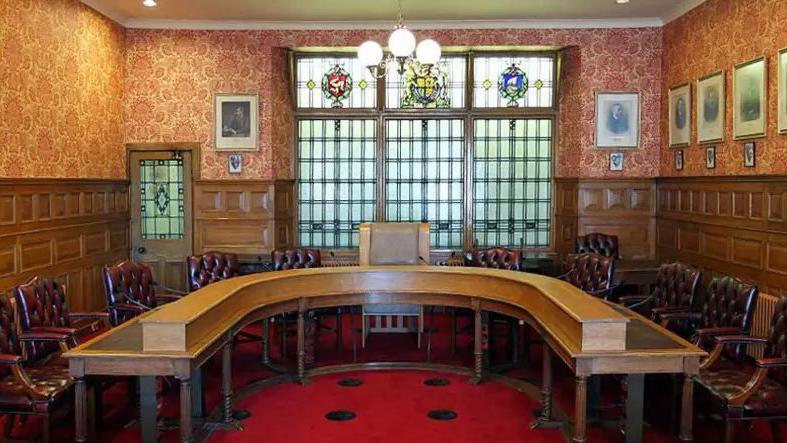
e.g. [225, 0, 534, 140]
[187, 251, 240, 292]
[14, 276, 71, 361]
[699, 276, 758, 361]
[0, 294, 21, 378]
[562, 253, 615, 294]
[102, 260, 157, 326]
[576, 233, 620, 259]
[764, 296, 787, 385]
[651, 263, 702, 312]
[272, 248, 322, 271]
[465, 248, 522, 271]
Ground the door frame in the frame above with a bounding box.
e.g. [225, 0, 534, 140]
[126, 142, 202, 259]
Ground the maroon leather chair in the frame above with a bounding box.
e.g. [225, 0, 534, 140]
[695, 295, 787, 443]
[187, 251, 240, 292]
[102, 260, 184, 326]
[14, 276, 109, 361]
[272, 248, 322, 270]
[560, 253, 617, 299]
[660, 276, 758, 362]
[618, 262, 702, 320]
[576, 233, 620, 259]
[465, 248, 522, 270]
[0, 294, 74, 442]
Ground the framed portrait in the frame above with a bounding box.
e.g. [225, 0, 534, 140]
[675, 150, 684, 171]
[214, 93, 259, 151]
[733, 57, 767, 140]
[228, 154, 243, 174]
[697, 71, 725, 144]
[743, 142, 756, 168]
[609, 152, 624, 171]
[595, 92, 640, 148]
[669, 84, 691, 147]
[706, 146, 716, 169]
[779, 48, 787, 133]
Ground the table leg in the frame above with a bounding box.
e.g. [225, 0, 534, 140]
[139, 376, 157, 443]
[261, 318, 270, 365]
[179, 377, 192, 443]
[625, 374, 645, 443]
[75, 377, 88, 442]
[470, 306, 483, 384]
[588, 375, 601, 421]
[297, 308, 306, 384]
[679, 375, 695, 442]
[191, 367, 204, 420]
[530, 345, 563, 429]
[573, 376, 588, 443]
[511, 319, 520, 364]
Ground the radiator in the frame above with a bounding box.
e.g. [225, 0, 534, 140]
[747, 292, 779, 359]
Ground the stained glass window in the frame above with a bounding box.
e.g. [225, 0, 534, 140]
[296, 57, 376, 108]
[386, 56, 466, 109]
[473, 119, 552, 248]
[473, 56, 555, 108]
[385, 119, 464, 249]
[140, 159, 184, 240]
[298, 119, 377, 248]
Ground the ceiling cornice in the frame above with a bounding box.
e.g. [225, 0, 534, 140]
[80, 0, 128, 24]
[123, 17, 665, 30]
[660, 0, 706, 25]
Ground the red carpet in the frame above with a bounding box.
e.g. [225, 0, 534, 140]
[3, 313, 780, 442]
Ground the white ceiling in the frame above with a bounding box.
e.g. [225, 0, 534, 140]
[82, 0, 706, 29]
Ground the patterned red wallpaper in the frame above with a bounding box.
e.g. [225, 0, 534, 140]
[124, 27, 663, 179]
[0, 0, 126, 179]
[661, 0, 787, 176]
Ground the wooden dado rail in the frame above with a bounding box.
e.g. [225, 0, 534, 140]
[140, 266, 629, 357]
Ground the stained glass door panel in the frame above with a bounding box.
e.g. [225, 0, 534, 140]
[140, 159, 185, 239]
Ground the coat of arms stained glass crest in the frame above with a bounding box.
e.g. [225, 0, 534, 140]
[322, 64, 353, 108]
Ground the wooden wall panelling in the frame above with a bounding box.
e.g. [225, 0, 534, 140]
[0, 180, 129, 312]
[193, 180, 295, 260]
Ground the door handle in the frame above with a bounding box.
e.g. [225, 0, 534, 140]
[137, 246, 147, 254]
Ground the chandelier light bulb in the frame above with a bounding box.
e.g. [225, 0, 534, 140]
[415, 39, 441, 65]
[358, 41, 384, 67]
[388, 27, 416, 58]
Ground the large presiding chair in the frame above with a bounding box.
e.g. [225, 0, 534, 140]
[559, 253, 617, 299]
[576, 232, 620, 259]
[187, 251, 240, 292]
[102, 260, 185, 326]
[695, 295, 787, 443]
[618, 262, 702, 320]
[359, 223, 428, 348]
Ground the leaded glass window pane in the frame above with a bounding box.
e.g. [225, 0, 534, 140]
[473, 119, 552, 248]
[386, 56, 466, 109]
[385, 119, 464, 249]
[298, 119, 377, 248]
[140, 159, 185, 240]
[296, 57, 376, 109]
[473, 56, 555, 108]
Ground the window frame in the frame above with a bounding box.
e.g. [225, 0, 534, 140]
[293, 50, 560, 253]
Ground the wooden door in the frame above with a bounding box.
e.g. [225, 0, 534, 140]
[129, 150, 193, 292]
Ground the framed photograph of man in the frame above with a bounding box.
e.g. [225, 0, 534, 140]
[669, 83, 691, 147]
[733, 57, 767, 140]
[214, 93, 259, 151]
[697, 71, 725, 144]
[609, 152, 624, 171]
[779, 48, 787, 133]
[595, 92, 640, 148]
[706, 146, 716, 169]
[743, 142, 756, 168]
[675, 149, 684, 171]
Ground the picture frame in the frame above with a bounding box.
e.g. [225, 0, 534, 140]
[214, 93, 259, 151]
[733, 57, 767, 140]
[706, 146, 716, 169]
[675, 149, 684, 171]
[743, 142, 756, 167]
[696, 71, 725, 144]
[669, 83, 691, 147]
[779, 48, 787, 133]
[609, 152, 624, 171]
[595, 92, 640, 148]
[228, 154, 243, 174]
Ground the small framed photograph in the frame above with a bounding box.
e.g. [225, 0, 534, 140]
[669, 83, 691, 147]
[697, 71, 725, 144]
[743, 142, 756, 167]
[595, 92, 640, 148]
[779, 48, 787, 133]
[228, 154, 243, 174]
[675, 149, 684, 171]
[706, 146, 716, 169]
[215, 93, 259, 151]
[609, 152, 624, 171]
[733, 57, 767, 140]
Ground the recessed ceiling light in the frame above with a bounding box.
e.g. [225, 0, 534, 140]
[143, 0, 157, 7]
[616, 0, 630, 3]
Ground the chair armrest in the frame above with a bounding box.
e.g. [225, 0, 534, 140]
[19, 331, 71, 352]
[157, 293, 183, 304]
[714, 335, 768, 345]
[152, 283, 187, 296]
[651, 306, 692, 316]
[618, 295, 649, 306]
[112, 303, 147, 314]
[587, 284, 619, 300]
[658, 311, 702, 328]
[68, 311, 110, 321]
[0, 353, 49, 400]
[696, 327, 745, 339]
[0, 354, 22, 365]
[756, 357, 787, 368]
